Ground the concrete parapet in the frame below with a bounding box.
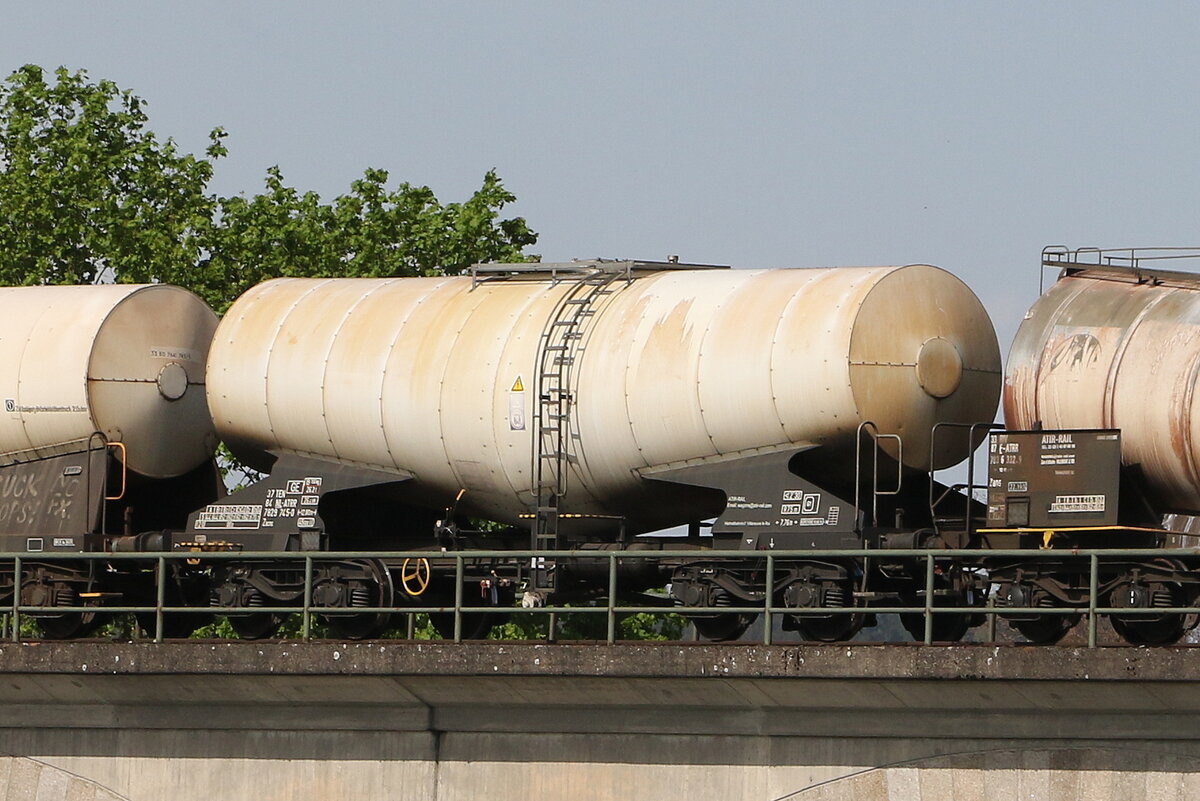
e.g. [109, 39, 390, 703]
[1, 642, 1198, 800]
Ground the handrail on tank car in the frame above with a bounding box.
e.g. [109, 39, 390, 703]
[1041, 245, 1200, 293]
[469, 258, 730, 289]
[928, 421, 1003, 542]
[854, 421, 902, 532]
[5, 547, 1200, 647]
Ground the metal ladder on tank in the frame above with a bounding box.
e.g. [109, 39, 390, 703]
[530, 265, 630, 591]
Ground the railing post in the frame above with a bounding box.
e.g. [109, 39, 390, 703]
[986, 595, 996, 642]
[764, 553, 774, 646]
[1088, 553, 1099, 648]
[606, 552, 617, 644]
[154, 556, 166, 643]
[924, 553, 935, 645]
[302, 556, 313, 642]
[11, 556, 20, 643]
[453, 554, 464, 643]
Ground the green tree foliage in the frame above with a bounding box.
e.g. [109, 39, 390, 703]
[199, 164, 535, 311]
[0, 65, 537, 311]
[0, 65, 221, 286]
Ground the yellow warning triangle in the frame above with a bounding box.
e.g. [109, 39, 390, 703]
[511, 376, 524, 392]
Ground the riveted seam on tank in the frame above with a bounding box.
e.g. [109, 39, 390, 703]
[319, 280, 395, 461]
[1100, 285, 1172, 431]
[378, 278, 428, 470]
[261, 279, 336, 449]
[437, 280, 495, 497]
[766, 271, 816, 445]
[691, 276, 725, 459]
[12, 297, 83, 458]
[477, 281, 545, 511]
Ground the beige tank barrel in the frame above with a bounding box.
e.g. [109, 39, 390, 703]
[0, 284, 219, 478]
[1006, 264, 1200, 514]
[209, 264, 1001, 529]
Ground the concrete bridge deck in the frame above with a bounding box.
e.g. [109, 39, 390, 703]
[2, 641, 1199, 800]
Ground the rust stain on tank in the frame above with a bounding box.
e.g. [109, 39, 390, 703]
[1007, 273, 1200, 513]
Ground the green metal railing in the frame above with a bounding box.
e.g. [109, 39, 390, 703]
[2, 547, 1198, 647]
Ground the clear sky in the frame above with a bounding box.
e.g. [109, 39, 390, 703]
[3, 2, 1198, 353]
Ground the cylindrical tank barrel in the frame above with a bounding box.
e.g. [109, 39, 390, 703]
[1005, 269, 1200, 513]
[209, 265, 1001, 530]
[0, 284, 219, 478]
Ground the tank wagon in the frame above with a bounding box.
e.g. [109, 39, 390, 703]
[186, 259, 1002, 640]
[980, 246, 1200, 644]
[0, 284, 222, 637]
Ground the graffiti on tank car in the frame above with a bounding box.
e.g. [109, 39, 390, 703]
[1047, 333, 1101, 371]
[0, 468, 81, 530]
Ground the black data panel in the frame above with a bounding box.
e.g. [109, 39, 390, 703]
[987, 430, 1122, 528]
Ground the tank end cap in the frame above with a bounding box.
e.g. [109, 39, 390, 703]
[916, 337, 963, 399]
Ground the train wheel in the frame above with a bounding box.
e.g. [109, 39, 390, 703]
[693, 613, 755, 642]
[1109, 581, 1186, 645]
[430, 610, 498, 640]
[25, 582, 104, 639]
[1010, 614, 1080, 644]
[136, 612, 210, 640]
[792, 613, 863, 643]
[782, 576, 862, 643]
[683, 587, 754, 642]
[325, 560, 396, 640]
[900, 611, 972, 643]
[1108, 563, 1188, 645]
[1110, 614, 1186, 645]
[228, 612, 286, 640]
[36, 611, 105, 639]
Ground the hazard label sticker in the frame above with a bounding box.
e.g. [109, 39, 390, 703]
[509, 376, 525, 431]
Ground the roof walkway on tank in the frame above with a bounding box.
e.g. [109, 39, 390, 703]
[469, 257, 729, 287]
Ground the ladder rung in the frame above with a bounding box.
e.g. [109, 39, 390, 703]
[545, 344, 569, 351]
[552, 320, 577, 326]
[555, 357, 575, 365]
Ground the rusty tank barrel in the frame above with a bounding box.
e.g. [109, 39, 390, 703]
[210, 262, 1001, 532]
[1005, 249, 1200, 514]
